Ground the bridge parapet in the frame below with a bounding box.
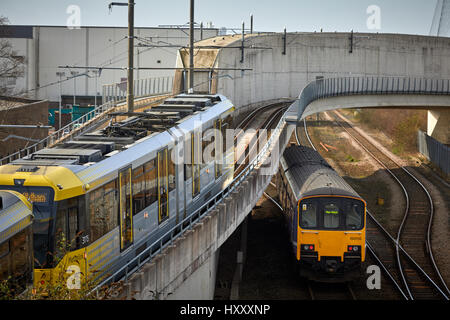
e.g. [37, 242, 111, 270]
[294, 76, 450, 120]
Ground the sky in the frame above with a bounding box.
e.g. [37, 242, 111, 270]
[0, 0, 439, 35]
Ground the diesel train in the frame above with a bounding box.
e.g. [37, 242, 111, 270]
[0, 93, 235, 290]
[277, 145, 367, 282]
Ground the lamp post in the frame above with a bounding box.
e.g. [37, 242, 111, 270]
[108, 1, 134, 113]
[188, 0, 194, 93]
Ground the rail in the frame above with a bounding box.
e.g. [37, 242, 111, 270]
[295, 76, 450, 120]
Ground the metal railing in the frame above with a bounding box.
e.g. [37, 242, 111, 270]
[93, 103, 290, 291]
[102, 76, 174, 104]
[0, 100, 116, 165]
[418, 130, 449, 175]
[296, 76, 450, 119]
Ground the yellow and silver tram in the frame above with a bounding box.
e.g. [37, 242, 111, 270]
[0, 94, 235, 289]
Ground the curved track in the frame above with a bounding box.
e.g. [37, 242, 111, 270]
[298, 112, 449, 300]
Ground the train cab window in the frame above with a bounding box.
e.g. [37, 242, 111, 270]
[299, 202, 317, 228]
[323, 203, 340, 229]
[345, 200, 364, 230]
[56, 197, 79, 254]
[32, 204, 54, 268]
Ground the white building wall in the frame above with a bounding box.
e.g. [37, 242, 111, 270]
[2, 25, 218, 102]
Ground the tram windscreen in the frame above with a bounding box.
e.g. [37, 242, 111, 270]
[0, 186, 56, 268]
[299, 197, 365, 230]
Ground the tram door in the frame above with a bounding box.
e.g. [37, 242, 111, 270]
[119, 166, 133, 251]
[158, 149, 169, 223]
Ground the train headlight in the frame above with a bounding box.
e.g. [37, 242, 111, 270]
[348, 245, 360, 252]
[302, 244, 315, 251]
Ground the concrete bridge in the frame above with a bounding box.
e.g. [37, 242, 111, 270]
[110, 32, 450, 300]
[5, 31, 449, 299]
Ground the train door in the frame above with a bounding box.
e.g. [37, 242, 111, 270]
[214, 118, 222, 179]
[119, 166, 133, 251]
[158, 148, 169, 223]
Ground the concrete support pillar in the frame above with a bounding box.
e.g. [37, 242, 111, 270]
[427, 110, 450, 144]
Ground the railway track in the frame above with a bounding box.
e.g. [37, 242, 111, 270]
[323, 111, 449, 300]
[234, 103, 288, 178]
[295, 115, 449, 300]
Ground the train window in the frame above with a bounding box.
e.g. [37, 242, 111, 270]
[88, 180, 119, 244]
[184, 134, 192, 181]
[144, 160, 158, 207]
[10, 230, 30, 277]
[299, 202, 317, 228]
[202, 127, 211, 170]
[158, 149, 169, 222]
[0, 241, 9, 259]
[55, 197, 79, 255]
[214, 119, 223, 178]
[0, 241, 9, 280]
[192, 132, 201, 197]
[323, 203, 340, 229]
[345, 200, 364, 230]
[132, 166, 145, 214]
[32, 205, 54, 268]
[168, 148, 176, 192]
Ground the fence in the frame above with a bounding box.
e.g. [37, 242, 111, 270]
[417, 130, 449, 175]
[296, 76, 450, 119]
[102, 76, 174, 103]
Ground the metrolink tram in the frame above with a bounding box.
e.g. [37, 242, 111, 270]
[0, 94, 235, 290]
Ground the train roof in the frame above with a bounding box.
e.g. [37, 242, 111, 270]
[280, 145, 362, 200]
[0, 93, 234, 197]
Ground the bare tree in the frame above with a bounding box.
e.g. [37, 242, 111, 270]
[0, 16, 25, 97]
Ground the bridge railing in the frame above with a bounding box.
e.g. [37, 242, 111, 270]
[297, 76, 450, 119]
[102, 76, 174, 104]
[0, 100, 118, 165]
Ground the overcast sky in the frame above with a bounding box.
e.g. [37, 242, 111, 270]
[1, 0, 438, 35]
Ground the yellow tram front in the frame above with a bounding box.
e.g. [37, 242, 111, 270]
[0, 164, 88, 290]
[297, 195, 366, 282]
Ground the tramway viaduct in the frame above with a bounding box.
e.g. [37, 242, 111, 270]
[100, 32, 450, 299]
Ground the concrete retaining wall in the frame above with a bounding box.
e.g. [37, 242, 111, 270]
[214, 32, 450, 108]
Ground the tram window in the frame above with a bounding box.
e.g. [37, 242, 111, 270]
[0, 241, 9, 280]
[300, 202, 317, 228]
[184, 134, 192, 181]
[192, 132, 201, 197]
[345, 200, 364, 230]
[323, 203, 340, 229]
[32, 205, 53, 268]
[222, 115, 232, 153]
[144, 160, 157, 207]
[88, 180, 118, 243]
[10, 230, 29, 276]
[168, 148, 176, 192]
[133, 165, 146, 214]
